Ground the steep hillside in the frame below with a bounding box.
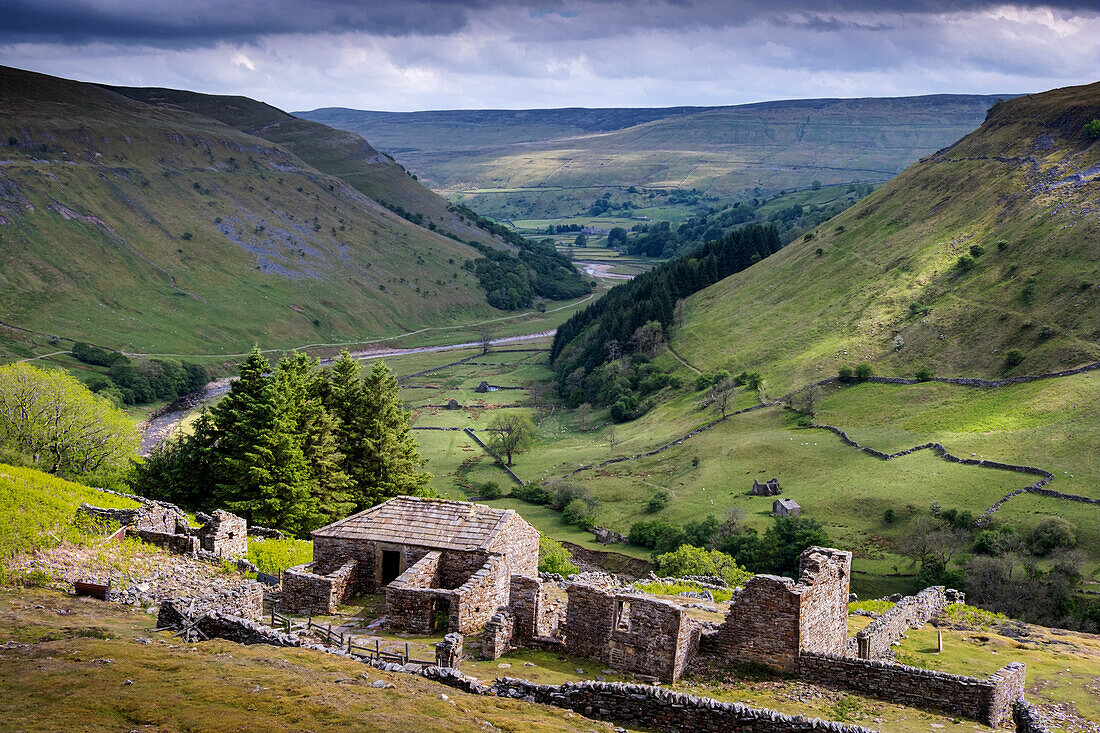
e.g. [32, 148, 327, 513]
[674, 83, 1100, 392]
[106, 86, 509, 250]
[300, 95, 1006, 219]
[0, 66, 495, 358]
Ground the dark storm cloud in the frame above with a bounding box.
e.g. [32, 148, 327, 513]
[2, 0, 1098, 46]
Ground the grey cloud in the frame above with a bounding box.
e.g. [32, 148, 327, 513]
[3, 0, 1099, 47]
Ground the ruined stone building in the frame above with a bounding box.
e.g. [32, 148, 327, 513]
[751, 477, 782, 496]
[78, 501, 247, 559]
[282, 497, 539, 634]
[773, 498, 801, 517]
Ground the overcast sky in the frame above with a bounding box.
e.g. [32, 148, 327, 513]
[2, 1, 1098, 112]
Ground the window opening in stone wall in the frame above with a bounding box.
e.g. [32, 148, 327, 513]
[381, 550, 401, 585]
[615, 600, 632, 631]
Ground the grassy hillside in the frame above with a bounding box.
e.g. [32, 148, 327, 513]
[106, 86, 510, 251]
[300, 95, 1006, 220]
[0, 66, 500, 360]
[675, 82, 1100, 392]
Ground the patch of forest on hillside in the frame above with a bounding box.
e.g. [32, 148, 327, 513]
[550, 224, 781, 417]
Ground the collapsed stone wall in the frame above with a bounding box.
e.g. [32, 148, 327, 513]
[1013, 700, 1054, 733]
[281, 561, 358, 614]
[487, 511, 540, 578]
[491, 678, 877, 733]
[856, 586, 953, 659]
[156, 582, 265, 624]
[479, 610, 514, 660]
[798, 653, 1024, 727]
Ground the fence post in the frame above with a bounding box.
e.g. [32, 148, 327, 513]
[405, 642, 409, 664]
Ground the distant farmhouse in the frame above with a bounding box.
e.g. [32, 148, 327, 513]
[773, 498, 801, 517]
[282, 497, 539, 634]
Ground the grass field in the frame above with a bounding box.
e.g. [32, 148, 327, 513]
[395, 342, 1100, 600]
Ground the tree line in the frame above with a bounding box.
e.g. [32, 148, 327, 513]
[550, 224, 782, 410]
[71, 342, 208, 406]
[131, 348, 431, 537]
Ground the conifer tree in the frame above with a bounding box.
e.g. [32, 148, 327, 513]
[326, 352, 432, 509]
[277, 352, 353, 526]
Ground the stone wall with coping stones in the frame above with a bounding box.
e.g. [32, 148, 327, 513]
[490, 678, 877, 733]
[798, 654, 1024, 727]
[280, 561, 358, 614]
[384, 552, 452, 634]
[451, 555, 510, 633]
[857, 586, 949, 659]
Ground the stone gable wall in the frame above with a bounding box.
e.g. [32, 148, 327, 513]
[487, 512, 540, 578]
[491, 678, 877, 733]
[796, 548, 851, 658]
[857, 586, 950, 659]
[798, 654, 1024, 726]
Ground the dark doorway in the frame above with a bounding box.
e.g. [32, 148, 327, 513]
[431, 599, 451, 634]
[381, 550, 401, 585]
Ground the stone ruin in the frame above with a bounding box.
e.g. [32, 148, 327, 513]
[468, 543, 1025, 726]
[752, 477, 782, 496]
[77, 500, 247, 560]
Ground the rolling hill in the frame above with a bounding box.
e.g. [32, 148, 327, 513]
[0, 66, 515, 360]
[299, 95, 1009, 220]
[672, 83, 1100, 392]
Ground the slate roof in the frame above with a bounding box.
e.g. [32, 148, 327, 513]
[773, 498, 800, 511]
[311, 496, 517, 552]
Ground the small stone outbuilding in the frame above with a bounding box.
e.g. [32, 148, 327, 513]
[773, 498, 801, 517]
[282, 497, 539, 634]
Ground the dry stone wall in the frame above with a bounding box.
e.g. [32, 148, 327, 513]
[1013, 700, 1054, 733]
[281, 561, 358, 614]
[856, 586, 952, 659]
[798, 654, 1024, 727]
[491, 678, 877, 733]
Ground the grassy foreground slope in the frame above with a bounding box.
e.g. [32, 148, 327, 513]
[301, 95, 1005, 218]
[0, 66, 496, 359]
[676, 82, 1100, 392]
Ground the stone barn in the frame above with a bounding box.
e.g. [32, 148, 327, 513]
[773, 498, 801, 517]
[281, 497, 539, 634]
